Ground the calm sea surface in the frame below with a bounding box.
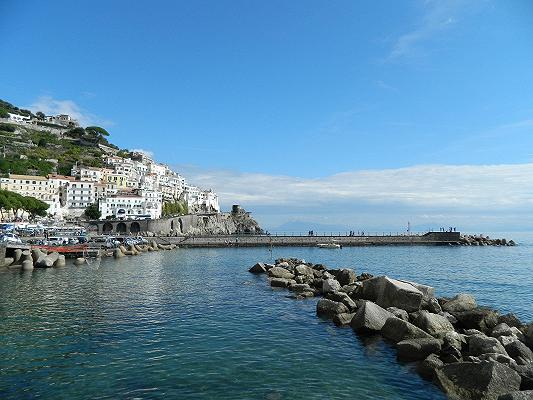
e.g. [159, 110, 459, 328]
[1, 233, 532, 399]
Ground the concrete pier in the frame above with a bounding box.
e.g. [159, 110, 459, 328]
[159, 232, 462, 248]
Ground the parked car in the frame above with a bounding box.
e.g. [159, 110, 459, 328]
[0, 233, 23, 245]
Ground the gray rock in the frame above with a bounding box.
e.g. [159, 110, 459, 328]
[442, 331, 466, 352]
[454, 307, 500, 334]
[333, 312, 355, 327]
[249, 262, 267, 273]
[492, 323, 514, 338]
[469, 334, 509, 357]
[396, 338, 442, 361]
[350, 301, 394, 333]
[435, 361, 521, 400]
[464, 329, 484, 336]
[316, 298, 349, 320]
[269, 278, 295, 288]
[295, 264, 314, 277]
[376, 277, 424, 312]
[322, 278, 341, 294]
[413, 310, 455, 338]
[441, 293, 477, 313]
[440, 311, 458, 325]
[478, 353, 518, 369]
[510, 327, 525, 343]
[400, 280, 435, 300]
[524, 324, 533, 350]
[268, 267, 295, 280]
[289, 283, 312, 294]
[358, 275, 387, 301]
[504, 340, 533, 365]
[498, 391, 533, 400]
[498, 313, 522, 329]
[425, 297, 443, 314]
[387, 307, 409, 321]
[417, 353, 444, 380]
[330, 268, 357, 286]
[499, 335, 518, 347]
[325, 291, 358, 311]
[515, 363, 533, 390]
[381, 317, 433, 343]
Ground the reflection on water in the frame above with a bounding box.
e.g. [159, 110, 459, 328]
[1, 243, 531, 399]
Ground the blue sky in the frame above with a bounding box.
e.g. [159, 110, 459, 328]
[2, 1, 533, 231]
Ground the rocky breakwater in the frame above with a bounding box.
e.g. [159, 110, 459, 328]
[111, 240, 177, 258]
[249, 258, 533, 400]
[461, 235, 516, 247]
[0, 248, 67, 270]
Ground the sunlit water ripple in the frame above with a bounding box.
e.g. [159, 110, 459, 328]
[1, 236, 532, 399]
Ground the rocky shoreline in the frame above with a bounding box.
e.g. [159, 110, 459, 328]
[0, 241, 178, 270]
[249, 258, 533, 400]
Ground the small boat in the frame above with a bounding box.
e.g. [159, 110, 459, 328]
[316, 243, 341, 249]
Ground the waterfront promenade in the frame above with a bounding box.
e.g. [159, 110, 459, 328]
[160, 231, 462, 248]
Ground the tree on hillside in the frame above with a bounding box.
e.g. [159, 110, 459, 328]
[66, 127, 86, 139]
[0, 108, 9, 118]
[85, 126, 109, 136]
[84, 203, 101, 220]
[36, 111, 45, 120]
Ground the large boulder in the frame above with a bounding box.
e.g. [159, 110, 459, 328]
[269, 278, 295, 288]
[333, 312, 355, 327]
[396, 338, 442, 361]
[413, 310, 455, 338]
[329, 268, 356, 286]
[350, 301, 393, 333]
[268, 267, 295, 280]
[498, 313, 522, 329]
[322, 278, 341, 294]
[325, 291, 358, 311]
[295, 264, 314, 277]
[381, 317, 433, 343]
[435, 361, 521, 400]
[400, 280, 435, 300]
[376, 277, 424, 312]
[504, 340, 533, 365]
[469, 334, 509, 357]
[498, 391, 533, 400]
[417, 353, 444, 380]
[288, 283, 313, 294]
[316, 298, 349, 320]
[492, 323, 514, 338]
[515, 363, 533, 390]
[249, 262, 267, 273]
[386, 307, 409, 321]
[441, 293, 477, 313]
[454, 307, 500, 334]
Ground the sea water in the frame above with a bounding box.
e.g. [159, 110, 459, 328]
[1, 236, 532, 399]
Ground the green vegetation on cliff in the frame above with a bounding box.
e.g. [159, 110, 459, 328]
[0, 98, 127, 176]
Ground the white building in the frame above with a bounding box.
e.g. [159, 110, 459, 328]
[98, 190, 162, 220]
[64, 180, 96, 217]
[8, 113, 31, 123]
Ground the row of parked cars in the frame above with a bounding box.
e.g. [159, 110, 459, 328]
[91, 236, 148, 248]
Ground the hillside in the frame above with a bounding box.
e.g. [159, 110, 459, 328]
[0, 99, 126, 176]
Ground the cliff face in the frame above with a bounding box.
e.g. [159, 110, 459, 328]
[184, 210, 263, 235]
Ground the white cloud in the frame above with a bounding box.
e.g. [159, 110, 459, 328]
[174, 163, 533, 211]
[388, 1, 469, 61]
[28, 96, 112, 127]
